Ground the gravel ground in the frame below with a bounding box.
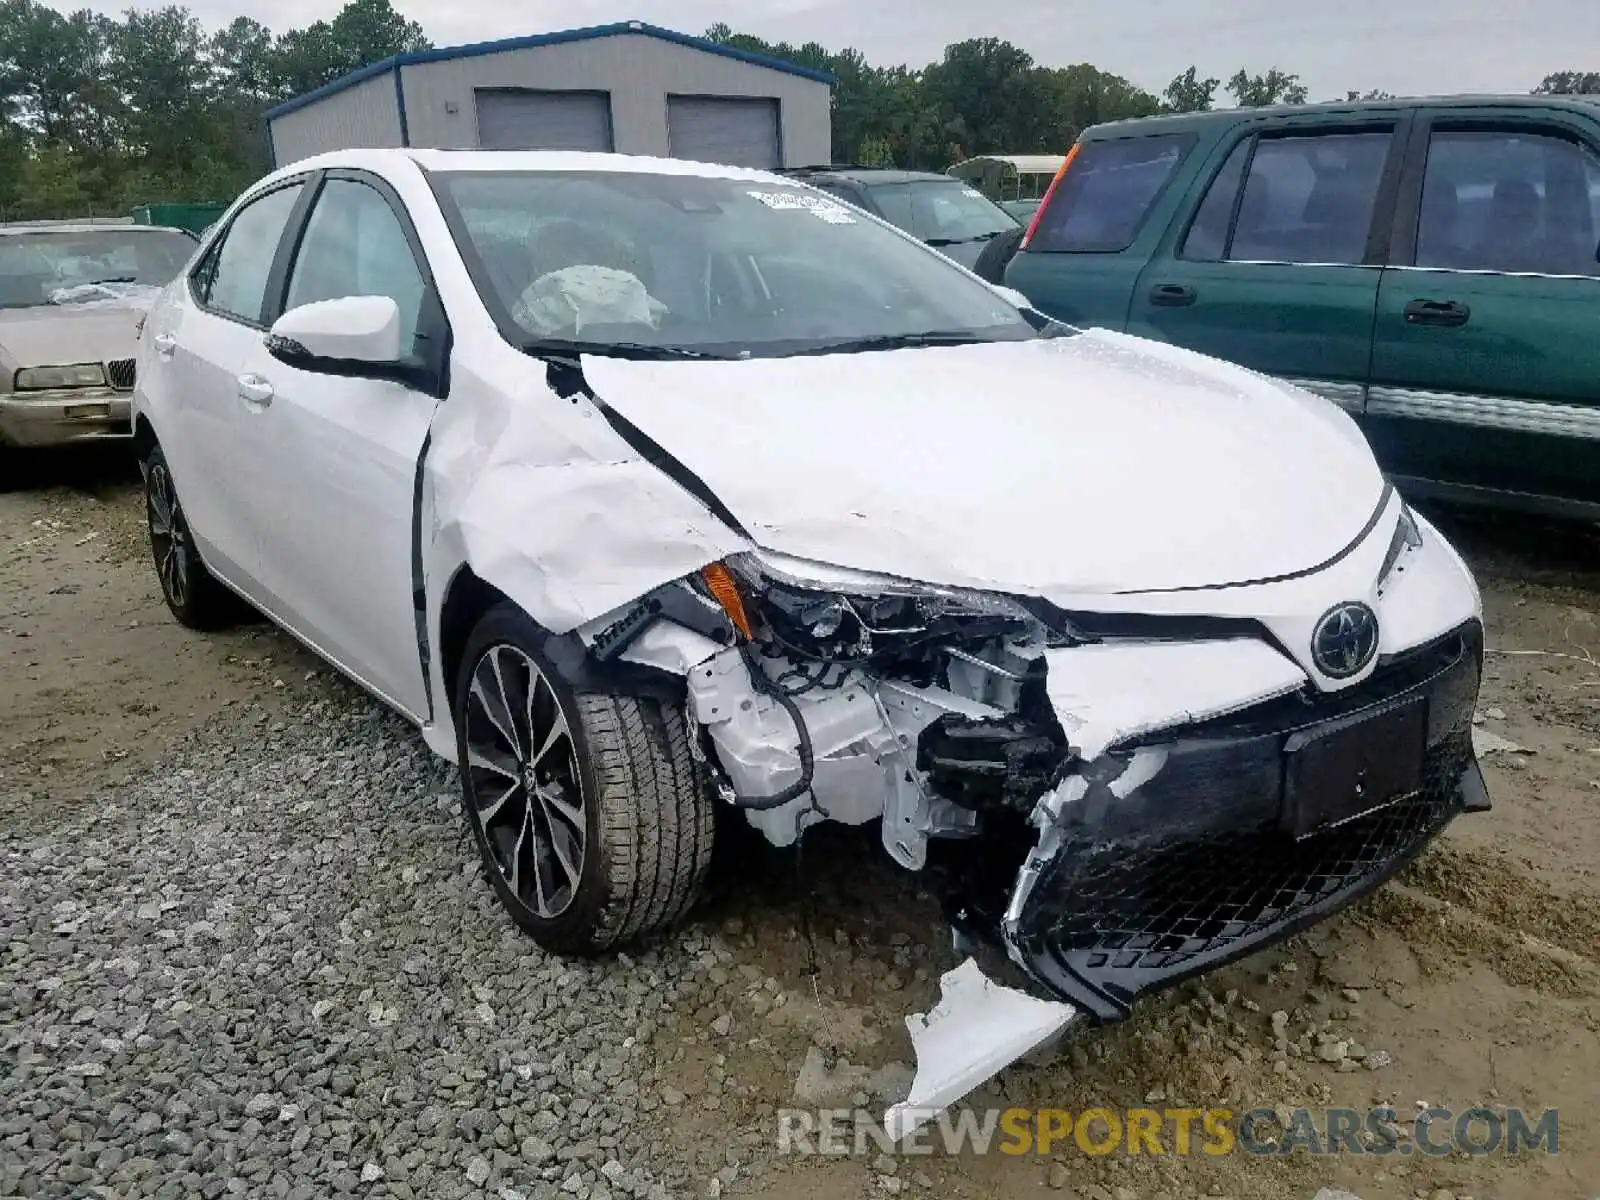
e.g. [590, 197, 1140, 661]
[1, 694, 740, 1200]
[3, 455, 1598, 1200]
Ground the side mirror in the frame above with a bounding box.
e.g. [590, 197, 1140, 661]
[267, 295, 404, 370]
[993, 285, 1033, 311]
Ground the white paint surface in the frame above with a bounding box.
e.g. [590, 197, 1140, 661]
[582, 331, 1387, 597]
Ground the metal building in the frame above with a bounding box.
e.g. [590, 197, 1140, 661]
[263, 20, 834, 171]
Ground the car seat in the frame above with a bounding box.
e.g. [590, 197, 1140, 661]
[1475, 178, 1542, 272]
[1416, 177, 1463, 267]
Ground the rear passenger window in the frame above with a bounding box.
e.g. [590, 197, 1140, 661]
[197, 183, 304, 323]
[1416, 129, 1600, 276]
[1028, 134, 1194, 253]
[1181, 140, 1252, 260]
[1226, 132, 1392, 265]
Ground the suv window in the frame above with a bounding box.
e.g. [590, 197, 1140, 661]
[285, 179, 427, 350]
[1189, 131, 1391, 266]
[1028, 134, 1193, 253]
[1416, 128, 1600, 276]
[197, 184, 304, 323]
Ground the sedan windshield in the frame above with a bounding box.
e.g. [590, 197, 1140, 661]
[0, 229, 195, 309]
[866, 180, 1020, 245]
[434, 170, 1038, 359]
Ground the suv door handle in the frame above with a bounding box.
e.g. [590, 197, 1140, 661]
[152, 333, 176, 358]
[1148, 283, 1197, 307]
[1403, 299, 1470, 327]
[236, 374, 274, 407]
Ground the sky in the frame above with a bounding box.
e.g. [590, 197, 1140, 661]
[43, 0, 1599, 100]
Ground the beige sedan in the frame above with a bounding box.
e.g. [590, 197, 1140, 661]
[0, 222, 196, 449]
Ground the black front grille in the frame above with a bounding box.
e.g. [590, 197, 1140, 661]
[1011, 622, 1483, 1020]
[1028, 733, 1466, 1008]
[105, 358, 136, 390]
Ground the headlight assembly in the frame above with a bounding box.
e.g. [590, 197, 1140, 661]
[14, 363, 106, 391]
[706, 550, 1038, 662]
[1379, 504, 1424, 585]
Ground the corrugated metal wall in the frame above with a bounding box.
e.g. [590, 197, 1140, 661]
[269, 72, 404, 167]
[399, 35, 830, 165]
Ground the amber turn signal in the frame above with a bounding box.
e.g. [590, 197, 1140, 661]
[700, 562, 753, 640]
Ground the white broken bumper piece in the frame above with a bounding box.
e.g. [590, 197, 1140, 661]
[883, 957, 1079, 1143]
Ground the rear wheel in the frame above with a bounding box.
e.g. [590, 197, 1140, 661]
[143, 445, 240, 630]
[454, 602, 715, 954]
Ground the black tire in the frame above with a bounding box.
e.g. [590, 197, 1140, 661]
[973, 224, 1026, 284]
[142, 444, 240, 630]
[453, 601, 715, 954]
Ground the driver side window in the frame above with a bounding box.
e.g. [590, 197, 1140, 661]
[284, 179, 427, 351]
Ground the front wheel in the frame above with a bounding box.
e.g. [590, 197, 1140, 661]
[453, 602, 715, 954]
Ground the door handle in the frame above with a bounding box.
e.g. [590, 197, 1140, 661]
[1403, 299, 1470, 327]
[1148, 283, 1197, 307]
[236, 374, 274, 407]
[152, 332, 176, 358]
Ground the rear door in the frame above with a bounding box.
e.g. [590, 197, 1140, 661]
[1367, 106, 1600, 512]
[152, 177, 312, 586]
[1004, 131, 1201, 328]
[1126, 111, 1413, 414]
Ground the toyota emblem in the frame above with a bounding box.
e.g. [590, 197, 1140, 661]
[1311, 602, 1380, 679]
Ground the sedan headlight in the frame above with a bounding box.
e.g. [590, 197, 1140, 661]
[1379, 503, 1424, 584]
[14, 363, 106, 391]
[713, 550, 1038, 661]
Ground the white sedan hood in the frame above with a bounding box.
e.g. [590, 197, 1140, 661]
[581, 330, 1386, 597]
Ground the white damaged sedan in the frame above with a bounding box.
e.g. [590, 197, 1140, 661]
[133, 149, 1489, 1133]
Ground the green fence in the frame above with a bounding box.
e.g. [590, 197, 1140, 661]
[128, 202, 228, 235]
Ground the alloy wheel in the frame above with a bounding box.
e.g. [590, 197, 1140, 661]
[146, 461, 190, 609]
[462, 644, 586, 918]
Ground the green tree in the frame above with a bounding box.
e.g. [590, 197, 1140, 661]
[0, 0, 429, 218]
[1226, 68, 1308, 107]
[1533, 71, 1600, 94]
[272, 0, 429, 95]
[1163, 66, 1219, 113]
[1344, 88, 1396, 101]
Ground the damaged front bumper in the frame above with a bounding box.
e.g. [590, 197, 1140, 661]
[576, 555, 1487, 1140]
[991, 620, 1486, 1020]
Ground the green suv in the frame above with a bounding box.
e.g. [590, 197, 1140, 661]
[1005, 96, 1600, 521]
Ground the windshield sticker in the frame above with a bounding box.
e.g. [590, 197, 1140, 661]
[961, 188, 984, 199]
[746, 190, 857, 224]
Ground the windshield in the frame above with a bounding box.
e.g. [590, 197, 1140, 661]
[0, 229, 194, 309]
[867, 180, 1019, 244]
[434, 170, 1035, 358]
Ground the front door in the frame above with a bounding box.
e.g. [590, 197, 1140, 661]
[1367, 109, 1600, 511]
[1127, 116, 1411, 416]
[238, 171, 447, 717]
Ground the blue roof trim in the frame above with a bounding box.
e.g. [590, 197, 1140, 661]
[393, 63, 410, 146]
[262, 21, 833, 122]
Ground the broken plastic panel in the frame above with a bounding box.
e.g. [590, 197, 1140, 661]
[884, 957, 1079, 1143]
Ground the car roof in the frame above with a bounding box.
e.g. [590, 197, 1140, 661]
[949, 154, 1066, 173]
[1084, 93, 1600, 139]
[774, 165, 959, 186]
[257, 147, 816, 196]
[0, 222, 191, 237]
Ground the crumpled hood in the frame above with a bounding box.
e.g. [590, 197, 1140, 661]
[0, 297, 151, 375]
[581, 330, 1388, 596]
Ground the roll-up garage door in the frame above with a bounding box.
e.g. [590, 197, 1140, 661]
[475, 89, 614, 151]
[666, 96, 780, 169]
